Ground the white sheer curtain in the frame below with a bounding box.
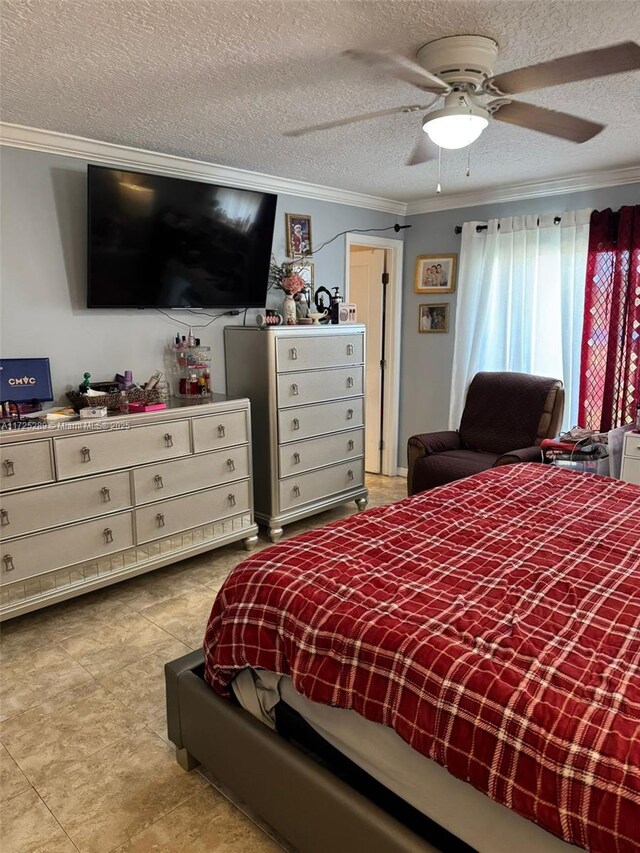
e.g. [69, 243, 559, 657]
[449, 209, 592, 431]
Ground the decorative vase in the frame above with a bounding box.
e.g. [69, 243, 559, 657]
[283, 293, 297, 325]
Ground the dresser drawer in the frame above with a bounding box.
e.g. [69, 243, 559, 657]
[54, 421, 191, 480]
[621, 455, 640, 486]
[277, 366, 364, 409]
[0, 471, 131, 539]
[623, 433, 640, 460]
[0, 440, 54, 491]
[279, 459, 365, 512]
[278, 398, 364, 443]
[133, 445, 250, 504]
[135, 480, 251, 544]
[192, 410, 249, 453]
[1, 512, 134, 584]
[275, 334, 364, 373]
[279, 429, 364, 477]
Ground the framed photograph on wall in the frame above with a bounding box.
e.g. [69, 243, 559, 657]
[414, 253, 457, 293]
[419, 303, 449, 333]
[298, 261, 315, 297]
[285, 213, 313, 257]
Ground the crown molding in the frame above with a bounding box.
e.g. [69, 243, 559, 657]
[2, 122, 637, 218]
[404, 164, 640, 216]
[0, 122, 407, 215]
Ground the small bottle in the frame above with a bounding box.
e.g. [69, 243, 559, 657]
[124, 370, 133, 389]
[181, 336, 187, 348]
[190, 373, 198, 395]
[187, 327, 195, 348]
[179, 377, 187, 396]
[174, 333, 180, 347]
[119, 391, 129, 413]
[197, 376, 207, 396]
[203, 368, 211, 394]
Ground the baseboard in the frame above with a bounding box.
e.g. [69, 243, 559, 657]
[395, 467, 408, 478]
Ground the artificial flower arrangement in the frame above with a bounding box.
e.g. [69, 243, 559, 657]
[268, 257, 309, 296]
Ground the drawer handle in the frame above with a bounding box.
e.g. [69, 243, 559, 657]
[228, 493, 236, 507]
[290, 347, 298, 360]
[293, 452, 301, 464]
[226, 458, 236, 472]
[0, 508, 9, 526]
[81, 446, 91, 463]
[348, 468, 354, 480]
[346, 408, 354, 420]
[291, 383, 299, 396]
[348, 439, 355, 451]
[346, 376, 354, 388]
[100, 487, 111, 503]
[154, 474, 164, 489]
[292, 418, 300, 431]
[103, 528, 113, 543]
[156, 513, 165, 528]
[347, 343, 354, 355]
[293, 485, 301, 498]
[164, 433, 174, 448]
[218, 424, 226, 437]
[2, 459, 15, 476]
[3, 554, 15, 572]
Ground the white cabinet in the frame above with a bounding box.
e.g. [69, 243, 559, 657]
[225, 325, 368, 542]
[620, 431, 640, 485]
[0, 398, 257, 620]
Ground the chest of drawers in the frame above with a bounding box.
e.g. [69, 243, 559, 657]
[620, 430, 640, 485]
[0, 396, 258, 620]
[225, 325, 368, 541]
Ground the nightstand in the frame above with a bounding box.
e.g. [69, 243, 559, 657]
[620, 431, 640, 485]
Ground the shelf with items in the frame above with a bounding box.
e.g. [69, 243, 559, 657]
[171, 345, 212, 399]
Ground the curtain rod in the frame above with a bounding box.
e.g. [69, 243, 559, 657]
[454, 216, 561, 235]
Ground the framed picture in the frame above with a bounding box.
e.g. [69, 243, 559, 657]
[285, 213, 313, 257]
[419, 303, 449, 333]
[414, 253, 457, 293]
[298, 261, 315, 297]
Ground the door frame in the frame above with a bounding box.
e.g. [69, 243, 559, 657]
[344, 233, 404, 477]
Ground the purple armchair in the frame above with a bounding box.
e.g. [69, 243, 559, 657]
[407, 372, 565, 495]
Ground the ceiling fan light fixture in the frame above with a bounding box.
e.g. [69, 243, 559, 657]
[422, 104, 489, 149]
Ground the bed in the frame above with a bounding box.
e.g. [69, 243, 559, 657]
[165, 464, 640, 853]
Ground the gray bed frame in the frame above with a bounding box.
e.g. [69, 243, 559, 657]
[165, 650, 438, 853]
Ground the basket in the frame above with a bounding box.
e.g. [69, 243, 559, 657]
[66, 387, 162, 412]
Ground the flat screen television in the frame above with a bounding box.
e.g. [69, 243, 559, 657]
[87, 165, 277, 308]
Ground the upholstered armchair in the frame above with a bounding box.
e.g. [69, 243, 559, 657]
[407, 372, 564, 495]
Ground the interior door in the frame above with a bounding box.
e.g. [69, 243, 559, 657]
[349, 247, 385, 474]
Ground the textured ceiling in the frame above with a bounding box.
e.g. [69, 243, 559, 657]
[1, 0, 639, 202]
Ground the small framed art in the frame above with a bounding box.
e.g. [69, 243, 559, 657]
[298, 261, 315, 297]
[419, 303, 449, 333]
[285, 213, 313, 257]
[414, 253, 457, 293]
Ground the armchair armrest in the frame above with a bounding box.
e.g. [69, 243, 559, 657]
[493, 446, 544, 467]
[407, 431, 461, 495]
[408, 430, 461, 458]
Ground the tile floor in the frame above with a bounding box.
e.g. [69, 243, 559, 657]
[0, 474, 407, 853]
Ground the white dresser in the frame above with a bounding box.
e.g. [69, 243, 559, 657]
[225, 325, 368, 542]
[620, 430, 640, 485]
[0, 396, 258, 620]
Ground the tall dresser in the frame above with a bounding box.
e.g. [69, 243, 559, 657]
[225, 325, 368, 542]
[0, 396, 258, 620]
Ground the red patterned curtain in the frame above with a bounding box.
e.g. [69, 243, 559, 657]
[578, 206, 640, 430]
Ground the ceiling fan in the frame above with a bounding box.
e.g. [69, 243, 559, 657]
[284, 36, 640, 165]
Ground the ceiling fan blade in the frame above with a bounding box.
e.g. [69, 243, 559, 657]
[406, 134, 432, 166]
[491, 100, 605, 143]
[485, 41, 640, 95]
[283, 103, 429, 137]
[344, 49, 450, 94]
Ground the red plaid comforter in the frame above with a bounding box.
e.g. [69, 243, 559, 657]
[204, 464, 640, 851]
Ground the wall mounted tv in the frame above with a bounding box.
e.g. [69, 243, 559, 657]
[87, 165, 277, 309]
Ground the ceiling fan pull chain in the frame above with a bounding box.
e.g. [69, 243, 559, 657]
[436, 146, 442, 194]
[466, 111, 473, 177]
